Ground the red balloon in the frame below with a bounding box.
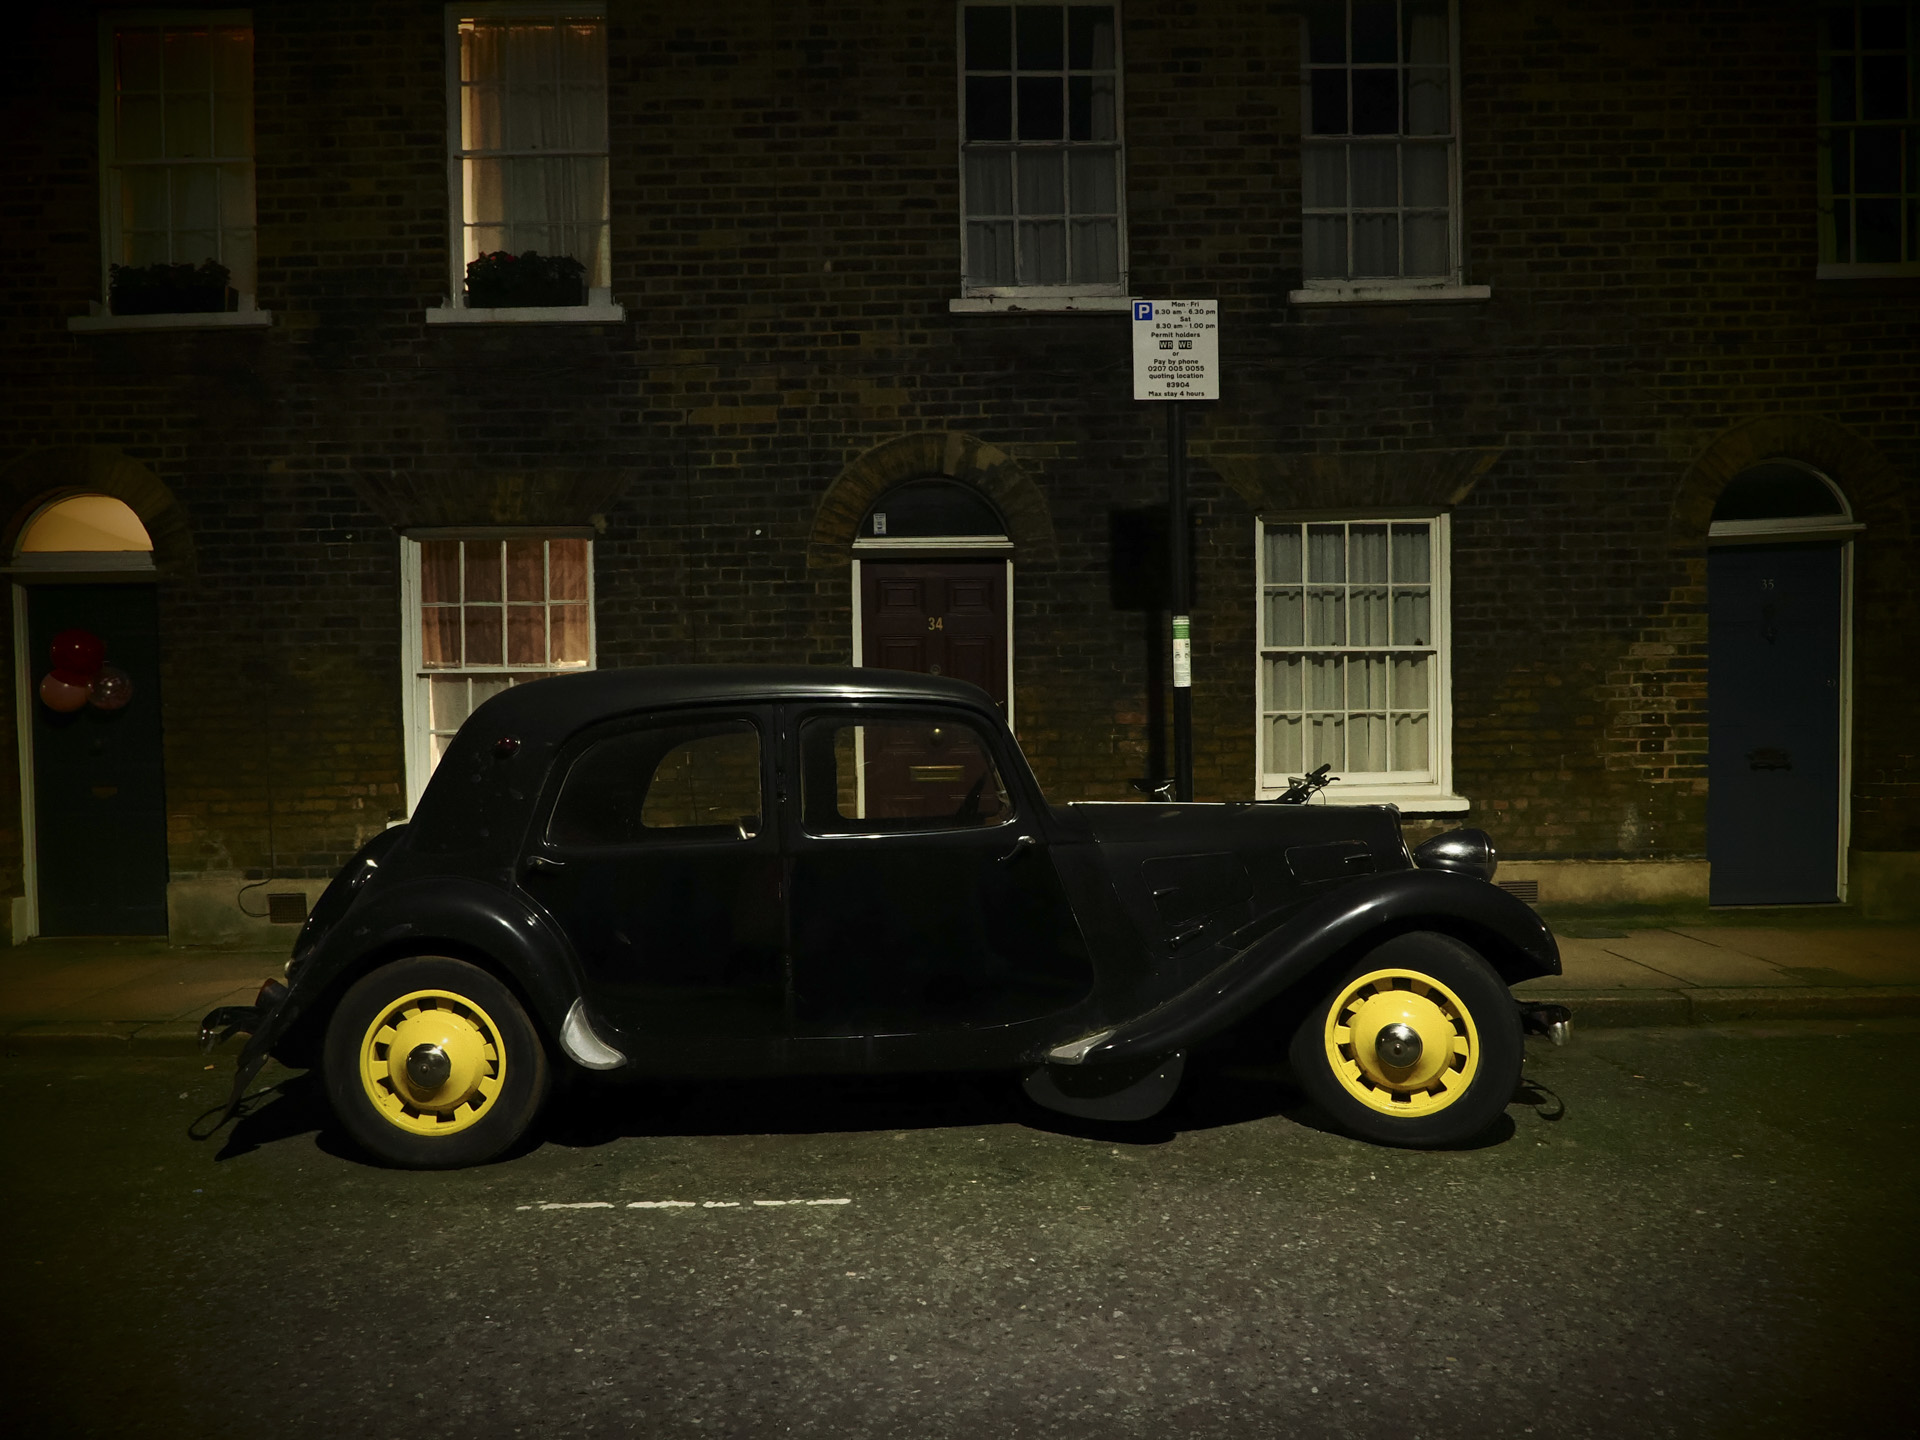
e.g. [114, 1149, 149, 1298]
[50, 628, 105, 680]
[39, 672, 91, 713]
[89, 665, 134, 711]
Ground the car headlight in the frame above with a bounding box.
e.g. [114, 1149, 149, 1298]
[1412, 827, 1498, 882]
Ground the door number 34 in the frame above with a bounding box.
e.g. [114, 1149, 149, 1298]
[927, 616, 944, 631]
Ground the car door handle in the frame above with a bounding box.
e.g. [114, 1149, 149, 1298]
[526, 854, 566, 873]
[997, 835, 1039, 864]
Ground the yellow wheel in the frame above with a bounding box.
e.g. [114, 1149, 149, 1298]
[355, 988, 506, 1136]
[1321, 967, 1480, 1118]
[1289, 932, 1521, 1147]
[324, 957, 550, 1168]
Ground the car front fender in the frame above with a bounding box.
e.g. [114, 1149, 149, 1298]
[1058, 868, 1559, 1068]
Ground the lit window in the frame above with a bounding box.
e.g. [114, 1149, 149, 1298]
[1301, 0, 1457, 285]
[402, 535, 594, 809]
[1256, 517, 1456, 804]
[959, 3, 1126, 294]
[1819, 3, 1919, 271]
[101, 15, 256, 306]
[448, 5, 610, 304]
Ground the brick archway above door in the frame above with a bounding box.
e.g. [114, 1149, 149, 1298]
[0, 447, 195, 579]
[808, 433, 1057, 569]
[1672, 416, 1911, 547]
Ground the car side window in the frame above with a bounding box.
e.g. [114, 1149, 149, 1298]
[800, 712, 1012, 835]
[547, 719, 762, 846]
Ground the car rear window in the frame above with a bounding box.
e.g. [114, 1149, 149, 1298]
[547, 719, 762, 846]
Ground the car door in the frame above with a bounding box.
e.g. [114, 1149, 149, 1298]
[521, 709, 786, 1050]
[783, 703, 1093, 1064]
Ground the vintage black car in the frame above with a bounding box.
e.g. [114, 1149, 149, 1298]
[204, 666, 1568, 1168]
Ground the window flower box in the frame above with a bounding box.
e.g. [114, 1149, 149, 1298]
[109, 260, 236, 316]
[464, 251, 587, 309]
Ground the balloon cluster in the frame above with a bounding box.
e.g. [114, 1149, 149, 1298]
[38, 629, 133, 714]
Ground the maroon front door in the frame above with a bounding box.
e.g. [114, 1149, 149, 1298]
[860, 561, 1007, 707]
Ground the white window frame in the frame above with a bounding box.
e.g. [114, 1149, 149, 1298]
[75, 10, 272, 333]
[1290, 0, 1490, 308]
[1253, 513, 1464, 810]
[399, 530, 596, 815]
[430, 1, 623, 324]
[950, 1, 1132, 315]
[1815, 1, 1920, 278]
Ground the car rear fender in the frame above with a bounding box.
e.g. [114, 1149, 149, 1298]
[262, 876, 591, 1068]
[1060, 868, 1559, 1068]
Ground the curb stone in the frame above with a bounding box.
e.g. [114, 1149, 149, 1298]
[2, 1022, 243, 1058]
[1532, 986, 1920, 1030]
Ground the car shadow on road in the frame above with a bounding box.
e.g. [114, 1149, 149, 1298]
[540, 1058, 1521, 1152]
[200, 1066, 337, 1162]
[201, 1059, 1529, 1164]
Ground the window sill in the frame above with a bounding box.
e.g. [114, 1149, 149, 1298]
[1259, 786, 1471, 813]
[949, 294, 1135, 314]
[67, 308, 274, 333]
[1814, 262, 1920, 280]
[1288, 284, 1490, 307]
[427, 290, 625, 325]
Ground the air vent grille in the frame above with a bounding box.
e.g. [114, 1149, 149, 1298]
[267, 892, 309, 925]
[1497, 879, 1540, 905]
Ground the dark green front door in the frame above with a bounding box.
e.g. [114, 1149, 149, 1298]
[26, 585, 168, 935]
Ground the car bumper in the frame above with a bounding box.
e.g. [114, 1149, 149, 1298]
[200, 977, 293, 1125]
[1517, 1000, 1572, 1045]
[200, 978, 290, 1052]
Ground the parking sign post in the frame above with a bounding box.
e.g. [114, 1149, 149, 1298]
[1132, 300, 1218, 803]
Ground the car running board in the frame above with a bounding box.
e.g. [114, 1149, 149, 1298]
[1023, 1051, 1186, 1123]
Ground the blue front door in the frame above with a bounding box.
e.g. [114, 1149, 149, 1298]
[1707, 543, 1844, 905]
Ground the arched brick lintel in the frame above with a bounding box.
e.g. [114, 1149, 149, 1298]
[0, 446, 196, 578]
[1672, 415, 1912, 546]
[807, 433, 1058, 569]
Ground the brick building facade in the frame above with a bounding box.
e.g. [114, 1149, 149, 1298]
[2, 0, 1915, 942]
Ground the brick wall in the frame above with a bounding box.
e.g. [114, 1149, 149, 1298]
[0, 0, 1913, 924]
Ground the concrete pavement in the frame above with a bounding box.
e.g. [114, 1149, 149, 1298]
[0, 918, 1914, 1056]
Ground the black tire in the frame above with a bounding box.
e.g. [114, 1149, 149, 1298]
[1287, 930, 1521, 1148]
[323, 956, 551, 1169]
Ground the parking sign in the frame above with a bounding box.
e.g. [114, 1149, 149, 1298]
[1131, 299, 1218, 401]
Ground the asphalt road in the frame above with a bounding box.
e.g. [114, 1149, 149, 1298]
[2, 1023, 1915, 1440]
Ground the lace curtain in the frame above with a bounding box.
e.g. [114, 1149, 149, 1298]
[459, 18, 610, 288]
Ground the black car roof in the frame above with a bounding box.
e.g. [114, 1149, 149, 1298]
[406, 666, 1002, 857]
[470, 665, 997, 744]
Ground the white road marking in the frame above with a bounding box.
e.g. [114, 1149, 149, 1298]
[519, 1198, 853, 1211]
[516, 1202, 615, 1211]
[754, 1198, 852, 1207]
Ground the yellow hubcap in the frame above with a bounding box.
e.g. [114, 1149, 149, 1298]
[357, 989, 506, 1136]
[1322, 967, 1480, 1117]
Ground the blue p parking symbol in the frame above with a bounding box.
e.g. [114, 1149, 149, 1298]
[1133, 301, 1153, 321]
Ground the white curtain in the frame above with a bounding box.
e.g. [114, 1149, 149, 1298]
[112, 25, 256, 290]
[461, 19, 609, 287]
